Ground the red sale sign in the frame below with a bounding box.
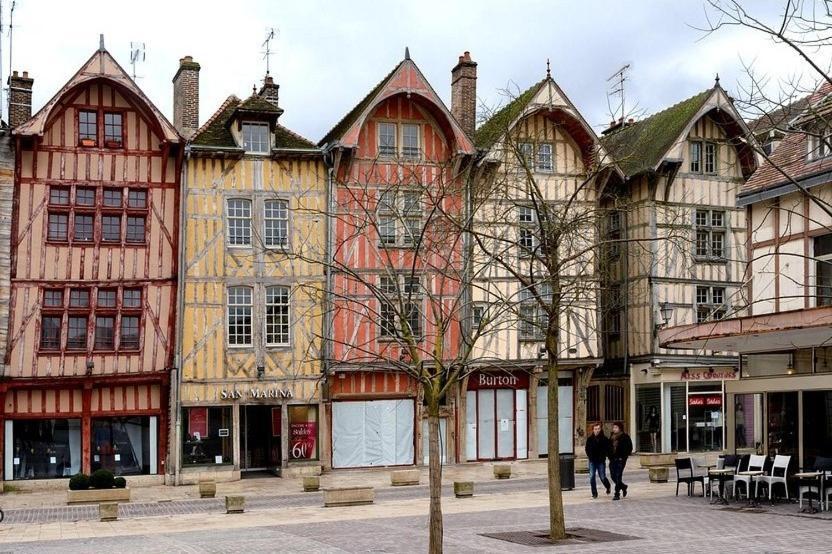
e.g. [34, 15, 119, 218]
[188, 408, 208, 438]
[290, 422, 317, 460]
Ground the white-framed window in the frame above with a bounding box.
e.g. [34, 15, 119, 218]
[242, 122, 270, 154]
[690, 140, 717, 174]
[694, 209, 725, 259]
[518, 205, 538, 256]
[377, 189, 422, 247]
[808, 129, 832, 161]
[696, 285, 727, 323]
[402, 123, 420, 158]
[517, 142, 534, 171]
[472, 303, 488, 330]
[264, 199, 289, 248]
[265, 286, 290, 346]
[378, 122, 397, 157]
[690, 141, 702, 173]
[378, 274, 423, 340]
[227, 198, 252, 246]
[518, 283, 551, 340]
[815, 234, 832, 306]
[537, 143, 553, 172]
[704, 142, 717, 174]
[227, 286, 253, 346]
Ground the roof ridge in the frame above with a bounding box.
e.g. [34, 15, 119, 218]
[622, 87, 714, 133]
[192, 94, 240, 140]
[274, 122, 316, 148]
[474, 78, 547, 149]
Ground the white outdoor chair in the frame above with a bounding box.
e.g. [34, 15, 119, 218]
[734, 454, 766, 500]
[798, 456, 832, 511]
[756, 455, 790, 501]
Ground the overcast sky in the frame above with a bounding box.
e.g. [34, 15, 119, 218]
[5, 0, 812, 140]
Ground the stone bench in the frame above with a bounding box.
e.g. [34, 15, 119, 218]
[225, 495, 245, 514]
[67, 488, 131, 505]
[391, 469, 420, 486]
[323, 487, 374, 507]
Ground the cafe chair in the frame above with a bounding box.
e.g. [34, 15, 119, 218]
[704, 456, 725, 497]
[733, 454, 766, 500]
[756, 455, 791, 501]
[799, 456, 832, 511]
[675, 458, 705, 497]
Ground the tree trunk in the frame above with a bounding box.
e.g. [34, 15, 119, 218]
[572, 367, 595, 463]
[427, 397, 443, 554]
[547, 345, 566, 540]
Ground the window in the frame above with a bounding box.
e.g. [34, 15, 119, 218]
[90, 416, 153, 475]
[102, 215, 121, 242]
[119, 288, 141, 350]
[694, 209, 726, 259]
[607, 285, 622, 336]
[97, 289, 117, 308]
[74, 214, 94, 242]
[378, 122, 397, 156]
[815, 234, 832, 306]
[182, 407, 233, 466]
[120, 316, 140, 349]
[518, 283, 551, 340]
[808, 129, 832, 161]
[70, 288, 90, 308]
[47, 213, 68, 242]
[127, 190, 147, 208]
[46, 185, 149, 246]
[288, 405, 319, 461]
[537, 143, 553, 172]
[67, 316, 88, 350]
[607, 211, 622, 259]
[689, 141, 702, 173]
[226, 199, 252, 246]
[94, 316, 115, 350]
[696, 285, 727, 323]
[518, 205, 538, 256]
[402, 123, 420, 158]
[242, 122, 270, 153]
[264, 200, 289, 248]
[472, 304, 487, 329]
[227, 287, 253, 346]
[125, 216, 145, 243]
[704, 142, 717, 174]
[517, 142, 534, 170]
[76, 188, 95, 206]
[50, 187, 70, 205]
[103, 112, 123, 147]
[376, 190, 422, 247]
[123, 288, 142, 308]
[103, 189, 122, 207]
[378, 274, 423, 340]
[265, 286, 290, 346]
[10, 419, 82, 480]
[79, 110, 97, 145]
[40, 316, 62, 350]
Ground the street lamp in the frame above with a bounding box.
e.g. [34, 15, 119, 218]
[659, 302, 674, 327]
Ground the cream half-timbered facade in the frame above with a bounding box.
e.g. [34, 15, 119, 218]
[176, 89, 326, 482]
[602, 83, 756, 455]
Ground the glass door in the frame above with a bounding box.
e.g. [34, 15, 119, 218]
[669, 385, 687, 452]
[688, 393, 723, 451]
[477, 390, 495, 459]
[241, 405, 281, 471]
[495, 389, 516, 459]
[767, 392, 798, 457]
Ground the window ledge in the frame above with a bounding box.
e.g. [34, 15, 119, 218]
[693, 256, 728, 264]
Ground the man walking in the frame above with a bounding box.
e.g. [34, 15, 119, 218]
[584, 422, 611, 499]
[609, 421, 633, 500]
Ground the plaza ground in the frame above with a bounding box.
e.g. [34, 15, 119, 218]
[0, 461, 828, 552]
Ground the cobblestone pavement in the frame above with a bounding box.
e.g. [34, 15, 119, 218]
[1, 493, 830, 553]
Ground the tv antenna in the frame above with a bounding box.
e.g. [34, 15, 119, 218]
[607, 64, 630, 123]
[261, 27, 277, 76]
[129, 42, 146, 80]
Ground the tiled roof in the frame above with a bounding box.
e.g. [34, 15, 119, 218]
[747, 94, 810, 136]
[600, 90, 712, 177]
[474, 79, 545, 149]
[742, 82, 832, 196]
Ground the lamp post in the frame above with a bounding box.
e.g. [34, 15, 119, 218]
[659, 302, 674, 327]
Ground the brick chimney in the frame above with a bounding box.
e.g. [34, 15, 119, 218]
[258, 75, 280, 108]
[8, 70, 33, 128]
[172, 56, 200, 139]
[451, 51, 477, 138]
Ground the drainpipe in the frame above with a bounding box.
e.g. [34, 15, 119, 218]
[321, 143, 336, 470]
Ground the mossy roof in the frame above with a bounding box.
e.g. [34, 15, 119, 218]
[192, 95, 315, 150]
[474, 79, 546, 150]
[600, 89, 713, 177]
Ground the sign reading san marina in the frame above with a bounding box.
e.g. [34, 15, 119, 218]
[220, 387, 294, 400]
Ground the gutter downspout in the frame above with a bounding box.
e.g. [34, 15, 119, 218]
[321, 143, 336, 468]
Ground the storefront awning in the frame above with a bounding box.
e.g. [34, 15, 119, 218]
[658, 306, 832, 353]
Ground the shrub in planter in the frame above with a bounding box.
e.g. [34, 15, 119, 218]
[114, 477, 127, 489]
[90, 469, 115, 489]
[69, 473, 90, 491]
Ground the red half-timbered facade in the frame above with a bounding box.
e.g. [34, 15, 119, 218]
[319, 53, 475, 468]
[2, 45, 180, 482]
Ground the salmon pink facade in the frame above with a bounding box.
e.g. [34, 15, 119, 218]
[2, 45, 180, 482]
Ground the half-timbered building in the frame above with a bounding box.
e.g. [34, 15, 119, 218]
[3, 41, 181, 483]
[175, 63, 326, 481]
[602, 80, 756, 457]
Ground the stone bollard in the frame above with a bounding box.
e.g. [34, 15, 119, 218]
[649, 466, 670, 483]
[198, 478, 217, 498]
[390, 469, 420, 486]
[493, 464, 511, 479]
[99, 502, 118, 522]
[225, 495, 245, 514]
[303, 476, 320, 492]
[454, 481, 474, 498]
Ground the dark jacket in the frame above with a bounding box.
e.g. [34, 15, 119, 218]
[584, 432, 611, 464]
[609, 431, 633, 460]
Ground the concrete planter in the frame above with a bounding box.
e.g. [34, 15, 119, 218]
[649, 466, 670, 483]
[574, 456, 590, 474]
[198, 479, 216, 498]
[303, 476, 320, 492]
[454, 481, 474, 498]
[493, 464, 511, 479]
[67, 487, 131, 505]
[99, 502, 118, 522]
[638, 452, 677, 468]
[323, 487, 374, 507]
[225, 495, 245, 514]
[390, 469, 420, 486]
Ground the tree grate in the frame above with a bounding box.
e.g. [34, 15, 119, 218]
[481, 527, 640, 547]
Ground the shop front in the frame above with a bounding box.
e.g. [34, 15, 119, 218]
[2, 376, 167, 482]
[631, 365, 738, 454]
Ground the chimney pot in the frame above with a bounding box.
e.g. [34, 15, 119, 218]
[258, 75, 280, 109]
[172, 56, 201, 139]
[451, 51, 477, 138]
[11, 71, 17, 78]
[8, 69, 34, 128]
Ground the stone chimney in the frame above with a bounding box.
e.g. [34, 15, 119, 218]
[172, 56, 200, 139]
[451, 51, 477, 138]
[258, 75, 280, 108]
[8, 70, 33, 129]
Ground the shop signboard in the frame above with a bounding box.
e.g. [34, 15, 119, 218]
[688, 394, 722, 407]
[290, 421, 318, 460]
[467, 371, 530, 390]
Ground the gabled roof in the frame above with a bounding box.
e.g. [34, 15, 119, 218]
[475, 79, 545, 150]
[318, 54, 475, 154]
[747, 94, 811, 137]
[191, 94, 315, 150]
[15, 45, 178, 143]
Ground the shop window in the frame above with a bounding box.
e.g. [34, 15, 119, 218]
[91, 416, 152, 476]
[688, 392, 723, 452]
[742, 350, 812, 377]
[802, 391, 832, 468]
[182, 407, 233, 466]
[636, 385, 661, 453]
[767, 392, 798, 457]
[288, 405, 319, 461]
[734, 393, 763, 452]
[9, 419, 82, 480]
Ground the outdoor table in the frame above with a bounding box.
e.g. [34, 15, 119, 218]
[793, 471, 823, 514]
[708, 468, 734, 505]
[736, 470, 764, 507]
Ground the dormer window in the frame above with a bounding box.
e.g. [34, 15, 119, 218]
[242, 122, 270, 154]
[104, 112, 123, 147]
[79, 110, 97, 146]
[808, 129, 832, 161]
[378, 122, 397, 157]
